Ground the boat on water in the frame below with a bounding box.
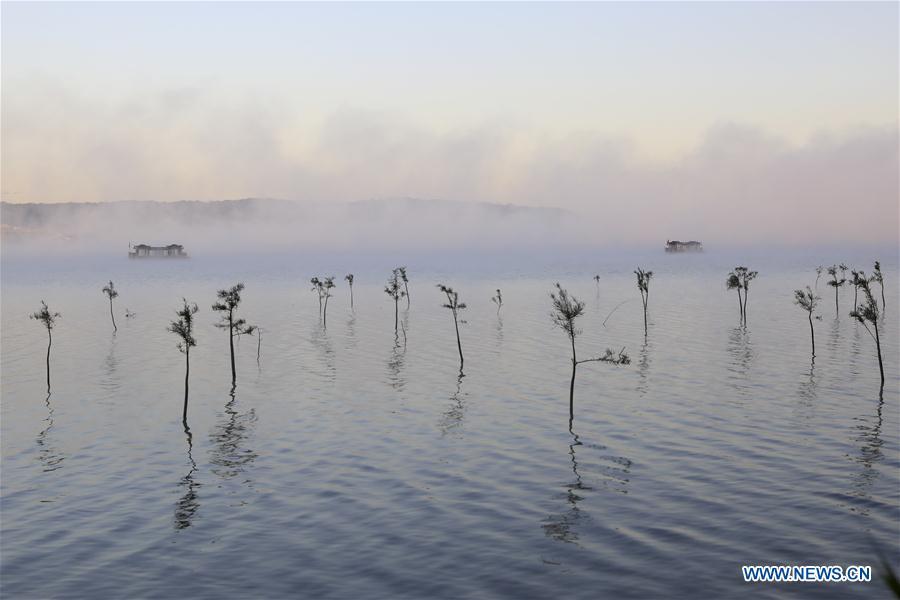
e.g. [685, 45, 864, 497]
[665, 240, 703, 253]
[128, 243, 188, 258]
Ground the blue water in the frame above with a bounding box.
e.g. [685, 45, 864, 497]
[1, 249, 897, 599]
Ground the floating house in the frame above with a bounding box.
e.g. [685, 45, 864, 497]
[665, 240, 703, 253]
[128, 243, 188, 258]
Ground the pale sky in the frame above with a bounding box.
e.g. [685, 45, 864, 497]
[1, 1, 897, 242]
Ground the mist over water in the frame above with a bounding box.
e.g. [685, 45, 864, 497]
[1, 247, 897, 599]
[3, 1, 898, 595]
[0, 198, 585, 258]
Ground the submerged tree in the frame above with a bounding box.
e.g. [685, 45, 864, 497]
[725, 267, 759, 325]
[826, 265, 846, 317]
[850, 274, 884, 392]
[310, 277, 336, 326]
[634, 268, 653, 336]
[492, 289, 503, 314]
[726, 272, 743, 322]
[437, 284, 467, 369]
[730, 266, 758, 325]
[550, 283, 629, 420]
[873, 261, 885, 313]
[815, 266, 824, 289]
[850, 270, 865, 311]
[344, 274, 355, 309]
[322, 277, 335, 326]
[740, 268, 758, 323]
[212, 283, 256, 384]
[168, 299, 199, 425]
[310, 277, 324, 315]
[384, 268, 406, 332]
[793, 287, 821, 359]
[101, 280, 119, 333]
[30, 301, 60, 392]
[398, 266, 411, 308]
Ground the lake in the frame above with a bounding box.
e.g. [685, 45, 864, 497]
[1, 249, 897, 599]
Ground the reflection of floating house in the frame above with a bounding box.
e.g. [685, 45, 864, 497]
[129, 243, 188, 258]
[665, 240, 703, 253]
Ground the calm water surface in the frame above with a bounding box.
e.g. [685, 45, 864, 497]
[2, 250, 898, 599]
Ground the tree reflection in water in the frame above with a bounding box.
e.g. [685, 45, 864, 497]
[37, 392, 65, 473]
[175, 424, 200, 529]
[311, 326, 336, 384]
[636, 340, 651, 398]
[848, 394, 885, 516]
[209, 387, 258, 483]
[387, 333, 407, 392]
[795, 360, 818, 421]
[543, 422, 631, 545]
[725, 326, 754, 405]
[542, 426, 590, 545]
[99, 334, 121, 405]
[438, 369, 466, 435]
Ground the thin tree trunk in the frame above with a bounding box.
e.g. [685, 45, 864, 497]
[46, 329, 52, 392]
[854, 286, 858, 311]
[350, 284, 354, 310]
[569, 336, 577, 420]
[404, 282, 410, 308]
[229, 312, 236, 384]
[641, 291, 648, 336]
[743, 288, 749, 325]
[394, 298, 398, 331]
[323, 296, 329, 328]
[880, 282, 885, 313]
[808, 312, 815, 357]
[257, 329, 261, 364]
[109, 297, 117, 332]
[183, 349, 190, 425]
[834, 287, 839, 316]
[318, 295, 322, 316]
[453, 313, 464, 367]
[874, 322, 884, 388]
[736, 288, 743, 321]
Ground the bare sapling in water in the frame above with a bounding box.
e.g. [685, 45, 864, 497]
[437, 284, 467, 369]
[873, 261, 885, 313]
[309, 277, 335, 327]
[492, 289, 503, 314]
[726, 272, 743, 322]
[101, 280, 119, 332]
[310, 277, 334, 321]
[398, 267, 411, 308]
[849, 274, 884, 393]
[729, 266, 758, 325]
[634, 268, 653, 336]
[212, 283, 256, 384]
[30, 300, 60, 392]
[826, 265, 846, 317]
[168, 299, 199, 425]
[793, 287, 821, 359]
[310, 277, 322, 315]
[550, 283, 629, 421]
[384, 268, 406, 332]
[345, 274, 355, 309]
